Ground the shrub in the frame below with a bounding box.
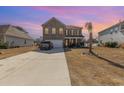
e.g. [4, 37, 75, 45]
[111, 42, 118, 48]
[0, 42, 9, 49]
[104, 42, 118, 48]
[105, 42, 110, 47]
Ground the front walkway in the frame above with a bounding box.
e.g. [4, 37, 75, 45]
[0, 48, 71, 86]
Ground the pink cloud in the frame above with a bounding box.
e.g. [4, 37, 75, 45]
[11, 21, 42, 37]
[28, 7, 124, 38]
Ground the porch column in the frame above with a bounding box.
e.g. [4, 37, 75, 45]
[69, 39, 71, 47]
[67, 39, 69, 47]
[76, 38, 78, 46]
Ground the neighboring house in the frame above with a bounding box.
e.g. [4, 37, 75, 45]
[42, 17, 84, 48]
[98, 21, 124, 45]
[35, 36, 43, 45]
[0, 25, 34, 47]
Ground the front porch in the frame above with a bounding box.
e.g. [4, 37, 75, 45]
[64, 37, 84, 48]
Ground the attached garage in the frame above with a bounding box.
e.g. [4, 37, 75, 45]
[49, 40, 63, 48]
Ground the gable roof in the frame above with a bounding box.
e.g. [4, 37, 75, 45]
[42, 17, 66, 26]
[0, 25, 28, 33]
[98, 21, 124, 35]
[13, 26, 28, 33]
[0, 25, 33, 40]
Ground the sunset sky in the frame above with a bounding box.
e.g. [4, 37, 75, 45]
[0, 6, 124, 39]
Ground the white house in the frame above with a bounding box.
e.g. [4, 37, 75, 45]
[0, 25, 34, 47]
[98, 21, 124, 45]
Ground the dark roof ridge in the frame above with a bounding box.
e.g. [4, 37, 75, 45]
[42, 17, 66, 26]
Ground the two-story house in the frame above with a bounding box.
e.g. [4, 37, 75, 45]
[98, 21, 124, 45]
[42, 17, 84, 48]
[0, 25, 34, 48]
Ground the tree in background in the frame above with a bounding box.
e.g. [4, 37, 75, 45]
[85, 22, 93, 53]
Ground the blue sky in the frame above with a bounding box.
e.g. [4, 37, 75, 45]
[0, 6, 124, 39]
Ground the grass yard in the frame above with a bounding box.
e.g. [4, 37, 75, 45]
[0, 46, 38, 59]
[65, 47, 124, 86]
[93, 47, 124, 66]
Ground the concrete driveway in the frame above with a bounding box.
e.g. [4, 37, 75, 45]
[0, 48, 71, 86]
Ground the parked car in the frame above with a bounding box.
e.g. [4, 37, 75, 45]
[39, 41, 53, 50]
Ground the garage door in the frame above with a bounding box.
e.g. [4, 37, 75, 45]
[50, 40, 63, 48]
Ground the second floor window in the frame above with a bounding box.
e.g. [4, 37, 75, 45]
[59, 28, 63, 35]
[44, 28, 49, 35]
[52, 28, 56, 34]
[77, 30, 80, 35]
[71, 30, 74, 35]
[66, 30, 68, 35]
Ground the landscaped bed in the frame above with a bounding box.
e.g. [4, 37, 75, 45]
[65, 47, 124, 85]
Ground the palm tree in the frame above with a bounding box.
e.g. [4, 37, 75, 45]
[85, 22, 93, 53]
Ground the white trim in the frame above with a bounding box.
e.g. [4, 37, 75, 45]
[47, 40, 63, 48]
[65, 37, 83, 39]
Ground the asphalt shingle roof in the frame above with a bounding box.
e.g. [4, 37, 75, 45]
[0, 25, 33, 40]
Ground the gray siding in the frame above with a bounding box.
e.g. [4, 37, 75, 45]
[43, 26, 65, 40]
[98, 22, 124, 44]
[0, 34, 4, 43]
[42, 18, 83, 41]
[42, 17, 84, 48]
[6, 36, 34, 47]
[99, 25, 119, 36]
